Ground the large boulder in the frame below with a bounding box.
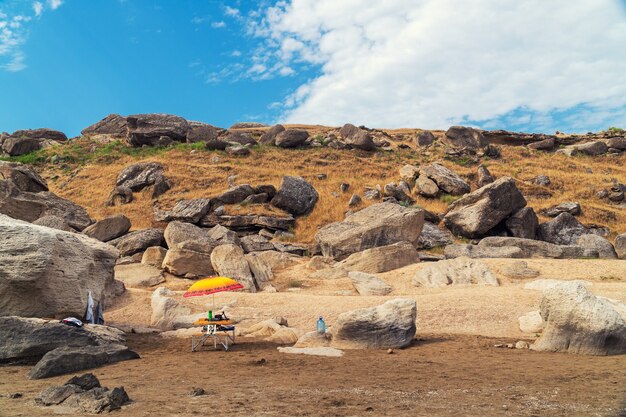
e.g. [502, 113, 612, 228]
[0, 215, 120, 318]
[163, 221, 216, 253]
[33, 215, 76, 232]
[505, 207, 538, 239]
[162, 249, 215, 277]
[348, 271, 393, 296]
[81, 114, 128, 137]
[442, 126, 486, 149]
[345, 130, 376, 151]
[337, 241, 419, 274]
[415, 174, 439, 197]
[530, 282, 626, 355]
[576, 234, 618, 259]
[478, 236, 597, 259]
[125, 114, 189, 146]
[275, 129, 309, 148]
[443, 177, 526, 238]
[1, 128, 67, 156]
[443, 244, 524, 259]
[270, 176, 319, 216]
[150, 287, 203, 330]
[215, 184, 256, 204]
[83, 214, 131, 242]
[416, 222, 454, 249]
[476, 164, 495, 187]
[107, 228, 164, 257]
[116, 162, 165, 192]
[259, 124, 286, 145]
[540, 202, 581, 217]
[0, 161, 48, 192]
[141, 246, 167, 267]
[28, 344, 140, 379]
[412, 257, 499, 288]
[186, 121, 224, 143]
[537, 213, 588, 245]
[418, 163, 470, 195]
[114, 263, 165, 288]
[0, 316, 126, 363]
[315, 203, 424, 260]
[331, 299, 416, 349]
[157, 198, 213, 223]
[210, 244, 256, 292]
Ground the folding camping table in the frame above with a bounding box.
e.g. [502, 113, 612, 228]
[191, 318, 236, 352]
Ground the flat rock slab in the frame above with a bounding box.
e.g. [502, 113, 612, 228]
[277, 347, 344, 357]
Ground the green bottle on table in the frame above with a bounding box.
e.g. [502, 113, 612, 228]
[208, 310, 213, 321]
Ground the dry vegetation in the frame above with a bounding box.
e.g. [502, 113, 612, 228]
[24, 125, 626, 243]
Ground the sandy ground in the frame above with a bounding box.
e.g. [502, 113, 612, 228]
[1, 258, 625, 416]
[1, 334, 625, 417]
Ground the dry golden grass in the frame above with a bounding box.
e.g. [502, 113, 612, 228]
[41, 130, 626, 243]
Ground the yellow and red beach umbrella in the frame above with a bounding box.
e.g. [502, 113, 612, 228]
[183, 276, 244, 298]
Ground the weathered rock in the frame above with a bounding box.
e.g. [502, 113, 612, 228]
[207, 224, 241, 246]
[225, 145, 250, 156]
[210, 244, 256, 291]
[413, 257, 499, 287]
[348, 194, 361, 206]
[116, 162, 165, 191]
[443, 244, 524, 259]
[337, 242, 419, 274]
[540, 202, 581, 217]
[204, 139, 230, 150]
[442, 126, 486, 149]
[245, 253, 274, 289]
[271, 176, 318, 216]
[415, 175, 439, 197]
[150, 287, 203, 330]
[81, 114, 128, 137]
[115, 263, 165, 288]
[571, 141, 609, 156]
[240, 235, 274, 253]
[443, 177, 526, 238]
[163, 221, 216, 253]
[576, 234, 617, 259]
[500, 261, 540, 279]
[126, 114, 189, 146]
[524, 278, 592, 292]
[83, 215, 131, 242]
[419, 163, 470, 195]
[348, 271, 392, 296]
[0, 316, 126, 363]
[518, 310, 544, 333]
[250, 250, 300, 272]
[33, 215, 76, 232]
[186, 121, 223, 143]
[108, 228, 164, 257]
[0, 161, 47, 192]
[527, 137, 555, 151]
[1, 129, 67, 156]
[530, 282, 626, 355]
[604, 137, 626, 150]
[141, 246, 167, 267]
[616, 234, 626, 259]
[537, 213, 588, 245]
[345, 130, 376, 151]
[29, 344, 139, 379]
[505, 207, 538, 239]
[36, 384, 83, 406]
[294, 331, 332, 348]
[242, 193, 269, 204]
[383, 183, 414, 204]
[163, 198, 213, 223]
[162, 249, 215, 277]
[476, 164, 495, 187]
[399, 165, 420, 186]
[106, 186, 133, 206]
[478, 236, 596, 259]
[315, 203, 424, 260]
[215, 184, 255, 205]
[339, 123, 360, 139]
[275, 129, 309, 148]
[533, 175, 551, 186]
[151, 175, 171, 198]
[415, 131, 435, 147]
[220, 131, 256, 146]
[259, 124, 286, 145]
[416, 222, 454, 249]
[0, 215, 120, 318]
[331, 299, 416, 349]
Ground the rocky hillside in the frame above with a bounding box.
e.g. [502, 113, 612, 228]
[1, 114, 625, 246]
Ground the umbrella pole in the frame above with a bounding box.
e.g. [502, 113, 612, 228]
[213, 293, 215, 312]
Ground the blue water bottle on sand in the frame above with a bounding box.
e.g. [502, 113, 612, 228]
[316, 316, 326, 334]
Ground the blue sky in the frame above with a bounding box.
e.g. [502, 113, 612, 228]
[1, 0, 626, 136]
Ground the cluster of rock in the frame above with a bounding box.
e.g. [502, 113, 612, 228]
[36, 373, 131, 413]
[0, 128, 68, 156]
[0, 316, 139, 378]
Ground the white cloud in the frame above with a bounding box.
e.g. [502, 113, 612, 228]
[224, 6, 240, 17]
[211, 21, 226, 29]
[48, 0, 63, 10]
[33, 2, 44, 17]
[231, 49, 242, 57]
[2, 51, 26, 72]
[254, 0, 626, 131]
